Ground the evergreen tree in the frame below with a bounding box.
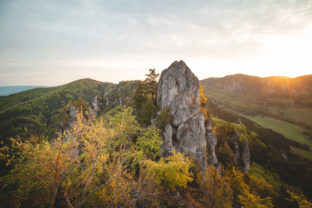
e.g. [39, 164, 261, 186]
[133, 69, 159, 126]
[144, 69, 159, 102]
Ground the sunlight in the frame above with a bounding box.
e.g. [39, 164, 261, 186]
[261, 24, 312, 77]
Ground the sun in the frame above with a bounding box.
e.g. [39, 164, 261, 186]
[261, 24, 312, 77]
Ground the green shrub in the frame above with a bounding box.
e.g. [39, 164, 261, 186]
[156, 106, 172, 130]
[136, 126, 162, 160]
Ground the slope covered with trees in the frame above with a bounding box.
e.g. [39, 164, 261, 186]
[201, 74, 312, 160]
[0, 70, 311, 207]
[3, 105, 310, 208]
[0, 79, 115, 142]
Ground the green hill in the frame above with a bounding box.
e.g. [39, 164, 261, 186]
[206, 99, 312, 197]
[0, 79, 115, 141]
[201, 74, 312, 160]
[201, 74, 312, 116]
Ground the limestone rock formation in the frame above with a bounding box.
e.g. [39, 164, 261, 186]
[241, 139, 250, 174]
[157, 60, 207, 166]
[231, 132, 250, 174]
[68, 106, 77, 129]
[205, 120, 219, 168]
[232, 133, 241, 166]
[92, 95, 99, 113]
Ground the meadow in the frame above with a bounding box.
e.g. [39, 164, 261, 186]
[245, 115, 312, 159]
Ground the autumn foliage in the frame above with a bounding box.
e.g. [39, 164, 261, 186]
[0, 82, 311, 207]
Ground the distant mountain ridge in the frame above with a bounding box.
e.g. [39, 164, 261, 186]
[200, 73, 312, 161]
[200, 74, 312, 115]
[0, 86, 45, 96]
[201, 73, 312, 98]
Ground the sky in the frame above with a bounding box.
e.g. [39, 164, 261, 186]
[0, 0, 312, 86]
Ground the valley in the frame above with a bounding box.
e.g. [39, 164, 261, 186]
[201, 74, 312, 161]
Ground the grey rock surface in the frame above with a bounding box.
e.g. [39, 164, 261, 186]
[69, 106, 76, 129]
[241, 139, 250, 174]
[157, 61, 200, 127]
[231, 132, 241, 166]
[231, 132, 250, 173]
[90, 95, 99, 118]
[234, 141, 240, 166]
[157, 60, 208, 167]
[92, 95, 99, 112]
[205, 120, 219, 168]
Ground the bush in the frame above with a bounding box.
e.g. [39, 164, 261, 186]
[156, 106, 172, 130]
[136, 126, 162, 160]
[143, 151, 193, 191]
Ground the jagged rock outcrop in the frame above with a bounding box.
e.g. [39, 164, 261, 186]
[205, 120, 219, 168]
[232, 133, 241, 166]
[68, 106, 77, 129]
[89, 95, 99, 119]
[157, 60, 209, 167]
[99, 81, 140, 112]
[92, 95, 99, 113]
[241, 139, 250, 174]
[231, 132, 250, 174]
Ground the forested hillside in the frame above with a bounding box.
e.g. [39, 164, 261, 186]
[0, 68, 311, 208]
[201, 74, 312, 117]
[201, 74, 312, 161]
[0, 79, 114, 141]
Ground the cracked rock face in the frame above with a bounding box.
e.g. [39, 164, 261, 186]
[242, 139, 250, 174]
[205, 120, 219, 168]
[231, 132, 250, 174]
[69, 106, 76, 129]
[157, 60, 207, 166]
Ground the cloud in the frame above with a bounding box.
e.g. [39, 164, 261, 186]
[0, 0, 312, 85]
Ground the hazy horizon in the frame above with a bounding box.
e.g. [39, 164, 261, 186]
[2, 71, 312, 88]
[1, 0, 312, 86]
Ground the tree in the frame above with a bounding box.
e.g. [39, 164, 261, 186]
[0, 134, 79, 207]
[102, 105, 141, 145]
[137, 99, 158, 125]
[216, 142, 236, 169]
[133, 69, 160, 126]
[143, 151, 193, 191]
[200, 85, 210, 121]
[229, 167, 273, 208]
[144, 69, 159, 102]
[0, 106, 143, 208]
[197, 166, 233, 208]
[156, 106, 172, 130]
[58, 96, 89, 131]
[287, 190, 312, 208]
[247, 175, 276, 199]
[136, 126, 163, 160]
[133, 83, 147, 116]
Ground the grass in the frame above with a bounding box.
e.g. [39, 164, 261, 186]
[283, 107, 312, 127]
[291, 147, 312, 161]
[206, 91, 262, 115]
[245, 116, 312, 147]
[268, 106, 312, 128]
[245, 115, 312, 159]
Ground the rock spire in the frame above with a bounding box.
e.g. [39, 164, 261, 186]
[157, 60, 211, 167]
